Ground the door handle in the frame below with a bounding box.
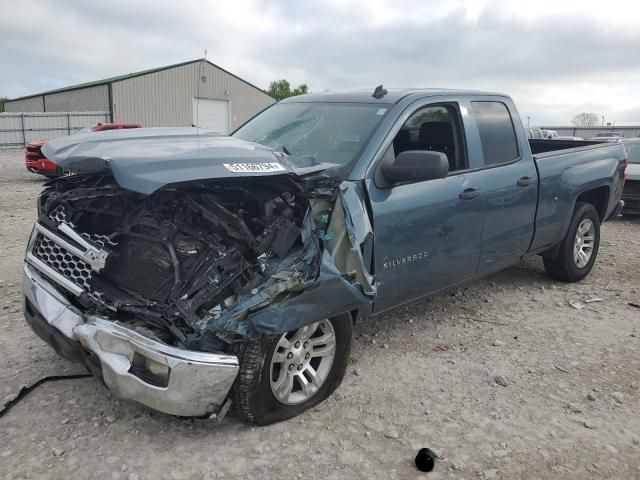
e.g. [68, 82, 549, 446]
[459, 188, 481, 200]
[517, 176, 536, 187]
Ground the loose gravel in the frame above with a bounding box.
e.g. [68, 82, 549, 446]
[1, 149, 639, 479]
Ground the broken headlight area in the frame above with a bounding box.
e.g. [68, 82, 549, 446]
[34, 173, 367, 351]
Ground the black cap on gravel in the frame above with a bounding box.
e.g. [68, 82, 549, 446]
[415, 448, 436, 472]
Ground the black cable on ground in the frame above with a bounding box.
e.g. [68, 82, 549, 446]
[0, 374, 92, 419]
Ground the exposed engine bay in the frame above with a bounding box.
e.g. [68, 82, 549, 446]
[33, 172, 373, 352]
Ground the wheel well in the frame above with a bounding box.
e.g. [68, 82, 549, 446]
[576, 186, 609, 221]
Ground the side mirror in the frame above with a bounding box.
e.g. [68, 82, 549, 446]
[381, 150, 449, 185]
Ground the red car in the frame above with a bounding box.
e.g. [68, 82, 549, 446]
[25, 122, 142, 178]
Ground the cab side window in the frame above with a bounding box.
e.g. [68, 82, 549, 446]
[392, 104, 467, 172]
[471, 101, 519, 166]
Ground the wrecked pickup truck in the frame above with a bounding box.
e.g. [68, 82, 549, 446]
[23, 89, 626, 425]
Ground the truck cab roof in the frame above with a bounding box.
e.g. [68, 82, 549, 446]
[279, 88, 508, 104]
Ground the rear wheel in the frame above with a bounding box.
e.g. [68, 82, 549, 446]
[543, 202, 600, 282]
[229, 315, 352, 425]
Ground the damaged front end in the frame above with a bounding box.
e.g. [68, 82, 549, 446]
[24, 146, 374, 416]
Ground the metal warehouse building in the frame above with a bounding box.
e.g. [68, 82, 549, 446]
[4, 59, 275, 134]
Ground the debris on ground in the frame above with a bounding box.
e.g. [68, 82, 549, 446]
[494, 375, 509, 387]
[414, 448, 436, 472]
[585, 297, 603, 304]
[568, 299, 584, 310]
[566, 403, 582, 414]
[0, 374, 92, 419]
[481, 468, 498, 478]
[553, 362, 571, 373]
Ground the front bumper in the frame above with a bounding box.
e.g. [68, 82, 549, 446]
[23, 263, 239, 417]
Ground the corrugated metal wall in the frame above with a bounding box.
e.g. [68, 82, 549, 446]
[111, 62, 275, 128]
[44, 84, 109, 112]
[5, 84, 108, 113]
[4, 96, 45, 112]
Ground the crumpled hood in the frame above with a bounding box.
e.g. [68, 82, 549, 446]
[42, 127, 325, 194]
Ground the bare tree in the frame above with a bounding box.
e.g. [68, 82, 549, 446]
[571, 112, 600, 127]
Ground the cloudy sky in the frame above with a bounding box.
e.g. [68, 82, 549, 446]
[2, 0, 639, 125]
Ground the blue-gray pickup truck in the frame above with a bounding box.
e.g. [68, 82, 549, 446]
[23, 88, 627, 424]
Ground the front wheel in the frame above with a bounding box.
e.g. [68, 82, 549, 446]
[229, 314, 352, 425]
[543, 202, 600, 282]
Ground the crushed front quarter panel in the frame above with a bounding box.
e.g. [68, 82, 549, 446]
[246, 249, 372, 334]
[30, 171, 375, 353]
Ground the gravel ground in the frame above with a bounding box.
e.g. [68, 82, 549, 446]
[1, 149, 639, 480]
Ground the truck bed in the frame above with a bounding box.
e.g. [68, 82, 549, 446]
[529, 138, 604, 157]
[528, 138, 626, 254]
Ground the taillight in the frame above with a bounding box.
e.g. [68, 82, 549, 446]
[623, 157, 628, 184]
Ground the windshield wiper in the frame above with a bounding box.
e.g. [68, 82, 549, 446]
[281, 145, 291, 155]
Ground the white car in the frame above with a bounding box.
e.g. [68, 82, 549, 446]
[622, 138, 640, 214]
[526, 127, 544, 139]
[590, 132, 624, 142]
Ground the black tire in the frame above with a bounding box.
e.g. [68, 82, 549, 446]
[229, 314, 352, 425]
[543, 202, 600, 282]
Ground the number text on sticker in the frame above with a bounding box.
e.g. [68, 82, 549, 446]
[223, 163, 286, 173]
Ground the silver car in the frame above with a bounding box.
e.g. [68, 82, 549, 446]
[590, 132, 624, 143]
[622, 139, 640, 214]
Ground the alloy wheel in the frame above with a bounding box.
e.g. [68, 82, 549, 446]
[573, 218, 596, 268]
[269, 320, 336, 405]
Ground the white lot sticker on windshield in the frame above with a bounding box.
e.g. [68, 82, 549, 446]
[223, 162, 286, 173]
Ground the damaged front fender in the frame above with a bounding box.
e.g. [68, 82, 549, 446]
[247, 250, 371, 334]
[244, 180, 377, 335]
[29, 169, 376, 352]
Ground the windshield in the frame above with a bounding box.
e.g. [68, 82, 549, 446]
[626, 142, 640, 163]
[595, 133, 620, 137]
[233, 103, 388, 170]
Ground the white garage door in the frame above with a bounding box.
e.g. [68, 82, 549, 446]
[193, 98, 230, 134]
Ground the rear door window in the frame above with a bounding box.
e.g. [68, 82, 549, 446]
[472, 101, 519, 166]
